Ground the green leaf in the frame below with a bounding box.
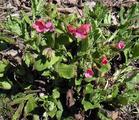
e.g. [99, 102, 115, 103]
[24, 96, 37, 116]
[106, 30, 119, 43]
[104, 13, 111, 25]
[124, 90, 139, 104]
[42, 112, 48, 120]
[112, 85, 119, 98]
[0, 60, 8, 73]
[0, 73, 4, 77]
[126, 73, 139, 89]
[0, 81, 12, 90]
[31, 0, 37, 19]
[75, 79, 82, 86]
[56, 110, 63, 120]
[47, 102, 57, 118]
[132, 43, 139, 57]
[52, 89, 60, 99]
[0, 36, 16, 44]
[34, 56, 60, 71]
[55, 63, 76, 79]
[100, 64, 111, 73]
[116, 96, 128, 105]
[82, 100, 94, 111]
[21, 11, 32, 25]
[42, 71, 51, 77]
[23, 52, 35, 67]
[79, 39, 89, 52]
[119, 7, 126, 24]
[85, 77, 96, 83]
[98, 112, 111, 120]
[45, 56, 60, 68]
[85, 83, 93, 94]
[6, 17, 22, 35]
[56, 100, 63, 111]
[36, 0, 45, 13]
[57, 34, 71, 45]
[33, 115, 40, 120]
[31, 0, 45, 18]
[10, 94, 34, 105]
[12, 102, 25, 120]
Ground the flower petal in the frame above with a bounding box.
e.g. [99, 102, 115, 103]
[45, 21, 55, 32]
[67, 25, 76, 35]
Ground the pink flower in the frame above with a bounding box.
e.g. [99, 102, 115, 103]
[117, 41, 125, 49]
[32, 19, 54, 33]
[67, 24, 91, 39]
[32, 19, 47, 33]
[101, 56, 108, 65]
[45, 21, 55, 32]
[67, 25, 76, 35]
[84, 68, 94, 78]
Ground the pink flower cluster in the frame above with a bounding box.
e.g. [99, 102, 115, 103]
[32, 20, 126, 78]
[67, 24, 91, 39]
[32, 19, 55, 33]
[84, 56, 109, 78]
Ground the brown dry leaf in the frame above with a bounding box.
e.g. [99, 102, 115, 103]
[84, 1, 96, 11]
[110, 111, 119, 120]
[57, 7, 83, 17]
[66, 89, 75, 108]
[102, 0, 113, 7]
[76, 8, 83, 18]
[57, 7, 76, 14]
[12, 0, 21, 7]
[63, 0, 78, 5]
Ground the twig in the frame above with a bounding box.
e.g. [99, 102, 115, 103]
[128, 26, 139, 30]
[104, 80, 109, 90]
[57, 7, 76, 14]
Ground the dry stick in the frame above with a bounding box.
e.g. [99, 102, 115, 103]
[104, 80, 109, 90]
[57, 7, 76, 14]
[13, 0, 21, 6]
[48, 0, 53, 3]
[78, 0, 82, 6]
[24, 89, 42, 94]
[128, 26, 139, 30]
[0, 12, 6, 17]
[21, 4, 31, 11]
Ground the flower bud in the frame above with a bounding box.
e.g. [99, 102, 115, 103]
[84, 68, 94, 78]
[101, 56, 108, 65]
[117, 41, 125, 49]
[42, 48, 55, 58]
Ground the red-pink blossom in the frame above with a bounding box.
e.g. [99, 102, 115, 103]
[67, 24, 91, 39]
[117, 41, 125, 49]
[32, 19, 54, 33]
[101, 56, 108, 65]
[32, 19, 47, 33]
[67, 25, 76, 35]
[84, 68, 94, 78]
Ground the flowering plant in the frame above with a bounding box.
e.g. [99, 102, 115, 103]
[0, 1, 139, 120]
[67, 24, 91, 39]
